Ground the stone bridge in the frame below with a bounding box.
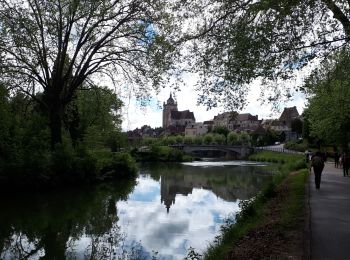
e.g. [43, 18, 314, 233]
[170, 144, 253, 159]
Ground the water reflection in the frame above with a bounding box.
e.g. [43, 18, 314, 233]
[0, 180, 136, 259]
[0, 161, 273, 259]
[143, 162, 271, 213]
[117, 162, 273, 259]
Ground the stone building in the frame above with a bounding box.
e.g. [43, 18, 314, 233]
[185, 122, 209, 137]
[213, 112, 259, 132]
[279, 106, 300, 129]
[230, 113, 259, 132]
[162, 93, 195, 134]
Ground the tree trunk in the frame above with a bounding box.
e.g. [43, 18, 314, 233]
[49, 106, 63, 151]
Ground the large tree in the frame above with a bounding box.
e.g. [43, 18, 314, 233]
[0, 0, 177, 149]
[304, 50, 350, 150]
[179, 0, 350, 109]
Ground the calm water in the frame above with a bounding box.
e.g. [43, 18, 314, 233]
[0, 161, 272, 259]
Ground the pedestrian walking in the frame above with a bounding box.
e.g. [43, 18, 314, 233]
[341, 153, 349, 177]
[334, 151, 340, 168]
[311, 151, 325, 189]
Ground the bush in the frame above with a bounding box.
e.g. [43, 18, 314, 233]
[184, 136, 193, 144]
[194, 136, 203, 145]
[204, 134, 213, 144]
[284, 141, 308, 152]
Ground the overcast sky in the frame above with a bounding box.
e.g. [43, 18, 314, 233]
[120, 73, 306, 131]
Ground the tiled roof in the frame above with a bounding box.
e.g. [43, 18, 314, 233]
[235, 113, 258, 121]
[214, 112, 234, 120]
[170, 110, 195, 120]
[279, 106, 299, 121]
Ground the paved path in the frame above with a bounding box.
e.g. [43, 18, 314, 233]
[310, 162, 350, 260]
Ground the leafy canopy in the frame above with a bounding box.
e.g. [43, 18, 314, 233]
[178, 0, 350, 109]
[304, 50, 350, 149]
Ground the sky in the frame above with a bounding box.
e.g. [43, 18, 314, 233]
[120, 72, 306, 131]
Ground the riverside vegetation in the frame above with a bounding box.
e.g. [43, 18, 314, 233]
[202, 151, 308, 259]
[0, 85, 137, 190]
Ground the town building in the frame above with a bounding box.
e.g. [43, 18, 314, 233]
[230, 113, 260, 132]
[162, 93, 195, 135]
[185, 122, 209, 137]
[279, 106, 300, 129]
[213, 112, 260, 132]
[213, 112, 235, 128]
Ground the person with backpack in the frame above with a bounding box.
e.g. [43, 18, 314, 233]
[311, 151, 325, 189]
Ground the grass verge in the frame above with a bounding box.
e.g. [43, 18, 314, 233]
[202, 151, 308, 260]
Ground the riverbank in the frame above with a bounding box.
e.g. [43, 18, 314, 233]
[131, 145, 193, 162]
[0, 149, 138, 192]
[203, 151, 308, 259]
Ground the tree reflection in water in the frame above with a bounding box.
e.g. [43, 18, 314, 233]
[0, 179, 136, 259]
[1, 162, 274, 259]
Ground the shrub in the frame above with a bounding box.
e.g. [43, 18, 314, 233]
[100, 152, 137, 179]
[184, 136, 193, 144]
[227, 132, 239, 145]
[204, 134, 213, 144]
[194, 136, 203, 145]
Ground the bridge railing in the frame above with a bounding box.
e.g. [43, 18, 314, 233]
[253, 146, 303, 155]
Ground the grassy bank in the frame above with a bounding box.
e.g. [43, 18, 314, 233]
[203, 151, 308, 259]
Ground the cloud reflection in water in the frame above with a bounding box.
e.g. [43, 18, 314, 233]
[117, 175, 240, 259]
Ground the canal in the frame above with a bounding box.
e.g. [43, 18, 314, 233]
[0, 161, 273, 259]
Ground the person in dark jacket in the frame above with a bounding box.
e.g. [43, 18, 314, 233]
[311, 151, 325, 189]
[334, 151, 340, 168]
[341, 153, 349, 177]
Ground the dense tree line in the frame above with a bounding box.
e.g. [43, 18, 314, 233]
[0, 84, 134, 187]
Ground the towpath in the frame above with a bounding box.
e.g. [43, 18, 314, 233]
[310, 162, 350, 260]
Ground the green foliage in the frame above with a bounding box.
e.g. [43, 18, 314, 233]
[255, 129, 284, 146]
[0, 0, 179, 147]
[75, 87, 123, 149]
[227, 131, 239, 145]
[239, 131, 250, 145]
[194, 136, 203, 145]
[165, 136, 177, 145]
[175, 135, 184, 144]
[185, 247, 202, 260]
[213, 133, 225, 144]
[284, 140, 308, 152]
[304, 50, 350, 150]
[249, 151, 303, 165]
[204, 134, 214, 144]
[178, 0, 350, 109]
[153, 146, 189, 162]
[142, 137, 159, 146]
[212, 126, 230, 139]
[184, 136, 194, 144]
[204, 153, 308, 259]
[0, 86, 135, 186]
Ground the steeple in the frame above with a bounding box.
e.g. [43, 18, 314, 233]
[167, 92, 175, 105]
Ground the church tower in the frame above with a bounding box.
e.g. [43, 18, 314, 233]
[162, 93, 178, 128]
